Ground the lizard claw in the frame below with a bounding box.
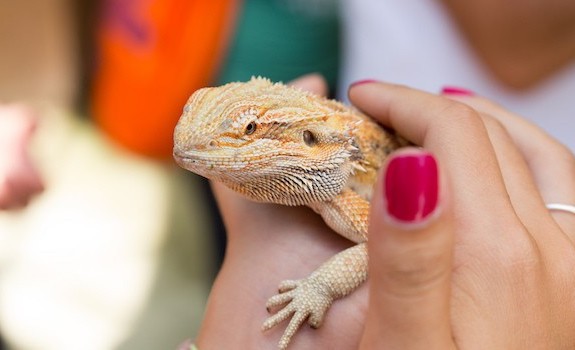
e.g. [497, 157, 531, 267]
[262, 277, 333, 349]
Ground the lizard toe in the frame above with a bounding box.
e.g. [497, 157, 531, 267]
[278, 279, 299, 292]
[263, 276, 335, 348]
[278, 310, 308, 350]
[262, 304, 296, 331]
[266, 290, 295, 311]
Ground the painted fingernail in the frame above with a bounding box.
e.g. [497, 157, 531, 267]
[441, 86, 474, 96]
[350, 79, 378, 88]
[384, 153, 439, 223]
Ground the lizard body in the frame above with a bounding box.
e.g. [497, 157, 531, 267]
[173, 77, 405, 349]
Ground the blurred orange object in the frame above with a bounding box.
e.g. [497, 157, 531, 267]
[92, 0, 238, 159]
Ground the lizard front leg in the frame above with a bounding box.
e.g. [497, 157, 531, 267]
[310, 188, 370, 244]
[262, 242, 368, 349]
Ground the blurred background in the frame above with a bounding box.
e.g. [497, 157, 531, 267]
[0, 0, 340, 349]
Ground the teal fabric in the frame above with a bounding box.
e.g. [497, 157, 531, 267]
[217, 0, 341, 93]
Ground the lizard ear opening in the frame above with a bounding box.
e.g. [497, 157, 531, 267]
[303, 130, 317, 146]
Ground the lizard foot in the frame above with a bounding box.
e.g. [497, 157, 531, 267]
[262, 278, 333, 349]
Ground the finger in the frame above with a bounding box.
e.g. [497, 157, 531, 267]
[360, 149, 454, 350]
[287, 73, 328, 96]
[348, 81, 516, 240]
[475, 114, 558, 242]
[443, 91, 575, 236]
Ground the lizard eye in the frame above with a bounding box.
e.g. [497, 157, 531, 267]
[303, 130, 316, 146]
[245, 121, 257, 135]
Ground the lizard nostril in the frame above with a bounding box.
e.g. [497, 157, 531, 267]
[208, 140, 217, 147]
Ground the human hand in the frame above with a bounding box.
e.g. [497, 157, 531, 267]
[353, 82, 575, 348]
[189, 77, 575, 349]
[442, 88, 575, 235]
[0, 104, 44, 210]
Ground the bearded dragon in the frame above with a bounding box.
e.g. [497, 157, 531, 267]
[173, 77, 405, 349]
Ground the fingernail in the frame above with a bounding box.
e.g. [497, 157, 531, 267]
[350, 79, 378, 88]
[384, 153, 439, 223]
[441, 86, 474, 96]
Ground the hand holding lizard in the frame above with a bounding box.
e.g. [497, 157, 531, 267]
[182, 76, 575, 349]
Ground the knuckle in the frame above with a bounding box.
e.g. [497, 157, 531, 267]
[383, 245, 450, 296]
[491, 226, 541, 272]
[434, 102, 486, 136]
[441, 101, 480, 122]
[480, 113, 507, 135]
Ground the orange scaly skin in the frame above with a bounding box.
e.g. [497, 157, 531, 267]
[173, 77, 405, 349]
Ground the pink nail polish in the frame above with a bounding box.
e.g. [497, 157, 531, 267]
[350, 79, 378, 88]
[441, 86, 474, 96]
[384, 153, 439, 223]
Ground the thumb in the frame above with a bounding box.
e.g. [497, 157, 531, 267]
[360, 149, 455, 350]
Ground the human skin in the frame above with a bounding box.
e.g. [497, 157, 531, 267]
[0, 104, 44, 210]
[441, 0, 575, 89]
[190, 76, 575, 349]
[355, 81, 575, 349]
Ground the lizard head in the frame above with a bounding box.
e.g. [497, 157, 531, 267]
[173, 77, 364, 205]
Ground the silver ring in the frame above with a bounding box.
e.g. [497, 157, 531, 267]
[546, 203, 575, 214]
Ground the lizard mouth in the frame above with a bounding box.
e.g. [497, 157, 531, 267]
[173, 148, 243, 172]
[172, 149, 197, 168]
